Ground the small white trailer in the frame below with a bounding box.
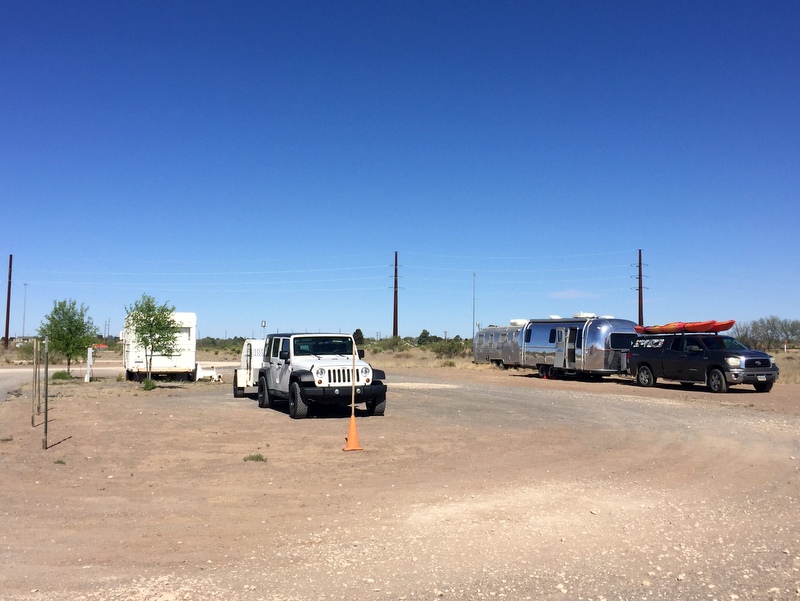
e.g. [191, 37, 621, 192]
[122, 311, 198, 381]
[232, 338, 266, 398]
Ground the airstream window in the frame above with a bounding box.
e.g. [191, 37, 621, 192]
[548, 329, 556, 344]
[575, 330, 583, 349]
[524, 326, 532, 344]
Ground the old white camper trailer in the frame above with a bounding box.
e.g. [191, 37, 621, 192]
[473, 313, 638, 378]
[232, 338, 266, 398]
[122, 311, 197, 381]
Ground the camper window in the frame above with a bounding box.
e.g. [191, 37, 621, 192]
[548, 329, 556, 344]
[609, 333, 637, 350]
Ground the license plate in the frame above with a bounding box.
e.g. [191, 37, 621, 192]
[757, 375, 767, 381]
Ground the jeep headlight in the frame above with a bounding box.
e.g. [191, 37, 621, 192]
[725, 356, 742, 368]
[360, 366, 370, 377]
[315, 367, 326, 378]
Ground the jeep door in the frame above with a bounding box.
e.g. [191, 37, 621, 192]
[274, 338, 292, 392]
[266, 337, 291, 394]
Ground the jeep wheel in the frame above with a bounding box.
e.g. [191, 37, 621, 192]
[636, 365, 656, 387]
[366, 393, 386, 417]
[233, 373, 244, 398]
[257, 376, 268, 408]
[289, 382, 309, 419]
[707, 368, 728, 393]
[754, 382, 773, 393]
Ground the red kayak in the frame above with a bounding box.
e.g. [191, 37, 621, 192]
[635, 320, 735, 334]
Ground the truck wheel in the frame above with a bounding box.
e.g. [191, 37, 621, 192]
[636, 365, 656, 387]
[754, 382, 773, 393]
[707, 368, 728, 393]
[289, 382, 309, 419]
[257, 376, 268, 408]
[366, 393, 386, 416]
[233, 373, 244, 398]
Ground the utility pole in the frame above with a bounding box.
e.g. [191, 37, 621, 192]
[4, 255, 12, 350]
[22, 283, 27, 338]
[392, 251, 399, 338]
[638, 249, 644, 326]
[472, 271, 476, 339]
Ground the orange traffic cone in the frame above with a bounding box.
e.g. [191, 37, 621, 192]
[343, 414, 363, 451]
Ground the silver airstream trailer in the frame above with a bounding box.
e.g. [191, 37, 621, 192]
[473, 313, 638, 378]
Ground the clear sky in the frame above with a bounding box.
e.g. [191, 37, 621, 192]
[2, 1, 798, 340]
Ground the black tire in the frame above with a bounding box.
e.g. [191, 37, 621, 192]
[636, 365, 656, 387]
[707, 368, 728, 393]
[257, 376, 268, 408]
[233, 373, 244, 398]
[754, 382, 773, 393]
[366, 393, 386, 416]
[289, 382, 309, 419]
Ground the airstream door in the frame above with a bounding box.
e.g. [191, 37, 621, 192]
[566, 327, 579, 369]
[553, 327, 566, 367]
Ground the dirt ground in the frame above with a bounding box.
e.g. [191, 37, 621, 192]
[1, 361, 799, 601]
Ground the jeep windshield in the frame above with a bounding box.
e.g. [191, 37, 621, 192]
[699, 336, 749, 351]
[293, 336, 354, 356]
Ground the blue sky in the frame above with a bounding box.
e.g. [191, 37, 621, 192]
[2, 1, 798, 340]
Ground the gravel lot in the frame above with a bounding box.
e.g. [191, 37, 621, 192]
[1, 363, 799, 600]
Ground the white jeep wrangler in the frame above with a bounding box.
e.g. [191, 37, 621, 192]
[256, 333, 387, 419]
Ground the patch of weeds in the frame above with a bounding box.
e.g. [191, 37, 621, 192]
[54, 459, 65, 465]
[0, 436, 12, 443]
[116, 373, 125, 382]
[52, 370, 72, 380]
[243, 453, 266, 462]
[441, 360, 457, 368]
[142, 379, 157, 391]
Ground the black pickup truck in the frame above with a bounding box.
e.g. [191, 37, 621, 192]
[627, 333, 779, 393]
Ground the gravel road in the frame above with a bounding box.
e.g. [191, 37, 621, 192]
[1, 365, 799, 600]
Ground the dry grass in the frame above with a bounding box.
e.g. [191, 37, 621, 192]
[4, 345, 797, 384]
[365, 347, 493, 371]
[366, 347, 800, 385]
[772, 350, 800, 385]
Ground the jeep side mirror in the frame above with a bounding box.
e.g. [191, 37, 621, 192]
[358, 349, 365, 359]
[279, 350, 290, 361]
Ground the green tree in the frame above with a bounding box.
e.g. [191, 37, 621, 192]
[124, 294, 180, 381]
[352, 329, 365, 346]
[37, 299, 98, 373]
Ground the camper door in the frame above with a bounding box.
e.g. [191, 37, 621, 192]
[553, 327, 566, 367]
[554, 327, 579, 369]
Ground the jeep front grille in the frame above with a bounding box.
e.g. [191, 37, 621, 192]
[326, 368, 360, 384]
